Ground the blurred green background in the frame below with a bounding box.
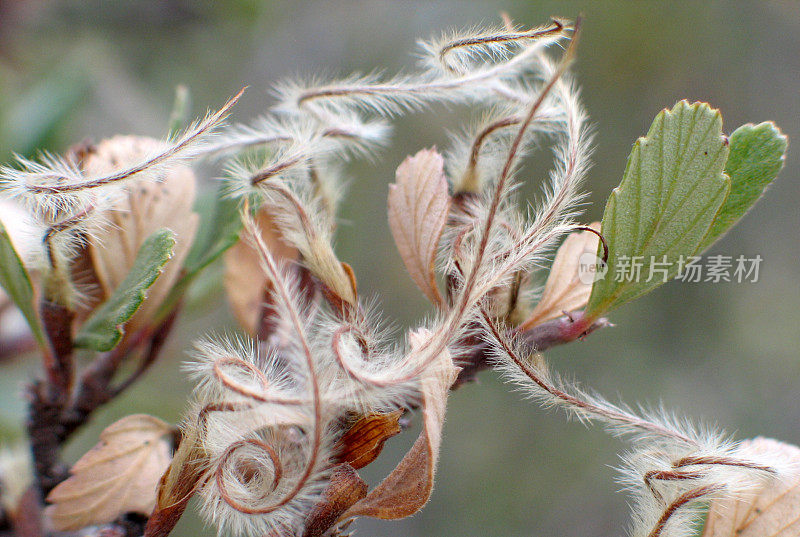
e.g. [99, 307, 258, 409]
[1, 1, 798, 536]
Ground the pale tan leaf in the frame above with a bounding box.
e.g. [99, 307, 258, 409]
[82, 136, 199, 336]
[341, 329, 458, 520]
[45, 414, 173, 531]
[388, 148, 451, 306]
[0, 443, 33, 516]
[521, 222, 600, 329]
[702, 437, 800, 537]
[224, 206, 298, 336]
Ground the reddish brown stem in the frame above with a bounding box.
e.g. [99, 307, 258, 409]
[644, 469, 703, 504]
[648, 485, 722, 537]
[38, 300, 74, 403]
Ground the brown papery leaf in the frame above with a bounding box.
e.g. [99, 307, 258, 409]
[702, 437, 800, 537]
[341, 329, 458, 520]
[520, 222, 600, 329]
[45, 414, 172, 531]
[144, 423, 207, 537]
[224, 206, 298, 335]
[388, 148, 451, 307]
[83, 136, 199, 335]
[335, 410, 403, 470]
[302, 464, 368, 537]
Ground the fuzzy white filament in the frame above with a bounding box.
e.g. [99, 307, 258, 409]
[0, 89, 243, 220]
[272, 24, 570, 117]
[481, 311, 791, 537]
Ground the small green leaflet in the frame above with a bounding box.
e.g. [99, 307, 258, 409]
[585, 101, 731, 317]
[0, 220, 46, 347]
[699, 122, 787, 251]
[74, 229, 175, 352]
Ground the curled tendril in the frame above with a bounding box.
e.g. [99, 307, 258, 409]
[215, 438, 285, 514]
[331, 325, 426, 388]
[212, 356, 304, 406]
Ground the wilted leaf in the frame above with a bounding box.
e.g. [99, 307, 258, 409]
[224, 206, 298, 335]
[46, 414, 172, 531]
[83, 135, 200, 332]
[145, 425, 206, 537]
[303, 464, 368, 537]
[74, 229, 175, 351]
[335, 410, 403, 470]
[521, 222, 600, 329]
[342, 329, 458, 520]
[701, 437, 800, 536]
[0, 219, 45, 348]
[145, 439, 203, 537]
[699, 122, 787, 251]
[585, 101, 731, 318]
[388, 148, 451, 306]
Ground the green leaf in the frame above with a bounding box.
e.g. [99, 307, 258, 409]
[585, 101, 731, 317]
[74, 229, 176, 351]
[0, 220, 46, 347]
[698, 121, 787, 251]
[183, 192, 242, 275]
[154, 189, 242, 321]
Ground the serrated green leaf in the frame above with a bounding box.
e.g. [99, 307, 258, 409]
[585, 101, 731, 317]
[154, 189, 242, 321]
[0, 220, 46, 348]
[74, 229, 176, 351]
[698, 122, 787, 251]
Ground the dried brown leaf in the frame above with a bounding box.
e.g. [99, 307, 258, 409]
[521, 222, 600, 329]
[145, 424, 207, 537]
[45, 414, 172, 531]
[83, 136, 199, 336]
[224, 206, 298, 336]
[388, 148, 451, 307]
[302, 464, 368, 537]
[702, 437, 800, 537]
[341, 329, 457, 520]
[335, 410, 403, 470]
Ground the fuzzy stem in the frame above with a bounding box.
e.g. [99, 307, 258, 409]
[648, 485, 721, 537]
[482, 308, 696, 445]
[437, 20, 565, 74]
[293, 26, 569, 111]
[231, 213, 324, 515]
[25, 88, 243, 194]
